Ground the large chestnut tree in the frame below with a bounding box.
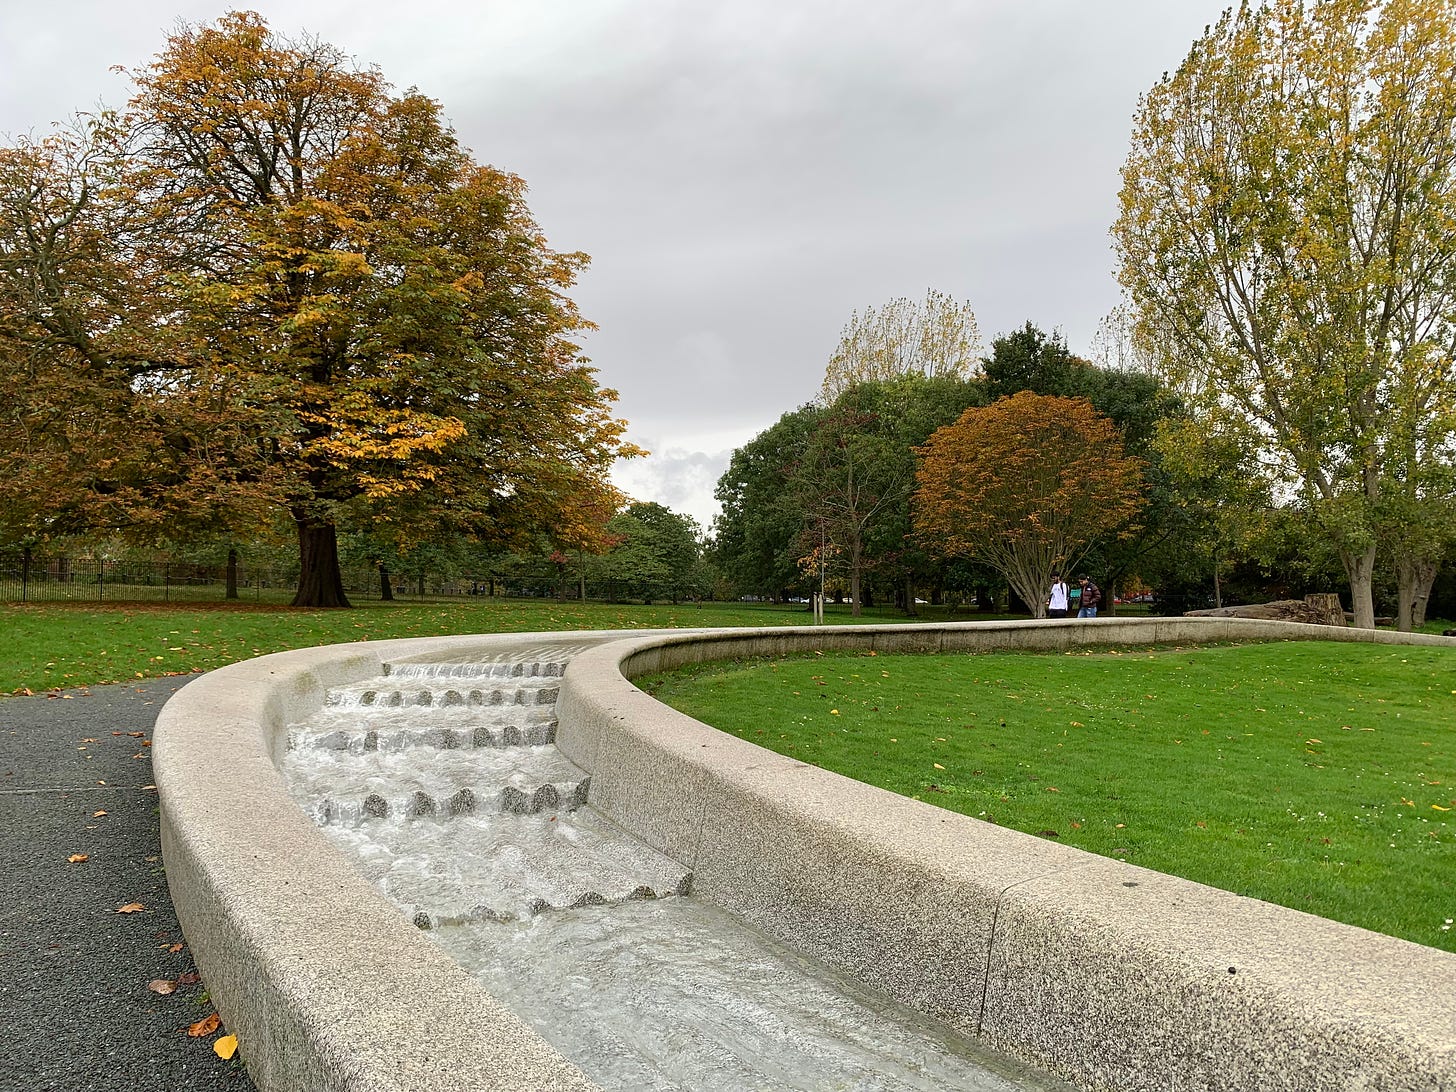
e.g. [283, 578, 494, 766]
[0, 12, 636, 605]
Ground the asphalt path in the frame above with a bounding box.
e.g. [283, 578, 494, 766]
[0, 678, 256, 1092]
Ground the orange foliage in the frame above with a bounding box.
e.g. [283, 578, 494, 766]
[914, 391, 1144, 614]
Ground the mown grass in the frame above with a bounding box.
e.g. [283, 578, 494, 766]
[640, 641, 1456, 951]
[0, 596, 1005, 693]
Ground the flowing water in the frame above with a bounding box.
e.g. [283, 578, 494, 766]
[280, 648, 1068, 1092]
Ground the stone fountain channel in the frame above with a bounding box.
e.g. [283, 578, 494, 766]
[278, 642, 1068, 1092]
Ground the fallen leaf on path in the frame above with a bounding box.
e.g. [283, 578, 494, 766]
[168, 942, 183, 953]
[214, 1034, 237, 1060]
[12, 687, 32, 696]
[115, 902, 146, 914]
[147, 979, 176, 996]
[67, 854, 89, 863]
[186, 1013, 220, 1037]
[92, 810, 107, 817]
[176, 971, 200, 986]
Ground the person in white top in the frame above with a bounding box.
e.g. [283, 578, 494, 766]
[1047, 575, 1070, 618]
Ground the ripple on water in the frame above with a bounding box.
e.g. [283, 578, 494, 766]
[433, 897, 1067, 1092]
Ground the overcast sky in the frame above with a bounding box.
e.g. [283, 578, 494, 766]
[0, 1, 1226, 529]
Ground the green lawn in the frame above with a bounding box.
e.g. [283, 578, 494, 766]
[0, 596, 989, 693]
[640, 641, 1456, 952]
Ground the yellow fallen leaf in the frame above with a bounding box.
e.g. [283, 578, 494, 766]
[92, 810, 107, 817]
[1401, 798, 1416, 807]
[67, 854, 89, 863]
[829, 709, 839, 715]
[1306, 738, 1322, 745]
[214, 1034, 238, 1060]
[1070, 721, 1084, 727]
[933, 763, 945, 770]
[1045, 786, 1060, 792]
[1433, 804, 1451, 811]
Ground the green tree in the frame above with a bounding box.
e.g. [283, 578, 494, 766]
[714, 404, 824, 602]
[593, 502, 704, 604]
[1113, 0, 1456, 628]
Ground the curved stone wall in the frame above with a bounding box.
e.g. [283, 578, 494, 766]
[154, 618, 1456, 1092]
[152, 633, 603, 1092]
[553, 618, 1456, 1092]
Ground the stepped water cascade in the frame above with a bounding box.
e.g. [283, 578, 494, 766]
[279, 643, 1066, 1092]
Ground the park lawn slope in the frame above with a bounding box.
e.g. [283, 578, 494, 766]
[641, 640, 1456, 953]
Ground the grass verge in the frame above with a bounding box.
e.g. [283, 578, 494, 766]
[0, 597, 1009, 693]
[640, 640, 1456, 951]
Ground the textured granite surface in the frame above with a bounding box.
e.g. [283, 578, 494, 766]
[157, 619, 1456, 1092]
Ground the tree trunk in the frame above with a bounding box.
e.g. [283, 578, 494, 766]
[1396, 556, 1440, 632]
[225, 548, 239, 600]
[1413, 561, 1439, 628]
[416, 573, 425, 597]
[292, 520, 351, 607]
[903, 573, 917, 617]
[379, 563, 394, 602]
[577, 550, 587, 601]
[849, 538, 863, 617]
[1339, 544, 1377, 629]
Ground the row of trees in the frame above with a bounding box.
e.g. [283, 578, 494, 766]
[0, 13, 637, 606]
[715, 301, 1225, 618]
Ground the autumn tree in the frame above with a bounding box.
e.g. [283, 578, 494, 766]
[0, 13, 636, 606]
[821, 289, 981, 401]
[0, 123, 277, 552]
[914, 392, 1145, 616]
[1112, 0, 1456, 629]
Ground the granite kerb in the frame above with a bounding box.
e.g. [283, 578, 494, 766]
[553, 616, 1456, 1092]
[153, 632, 608, 1092]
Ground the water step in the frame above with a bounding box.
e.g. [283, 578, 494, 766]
[326, 684, 560, 709]
[308, 808, 693, 928]
[384, 661, 567, 680]
[289, 718, 557, 754]
[309, 776, 589, 824]
[411, 878, 692, 929]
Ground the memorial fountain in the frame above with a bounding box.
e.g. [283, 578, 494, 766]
[278, 640, 1064, 1090]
